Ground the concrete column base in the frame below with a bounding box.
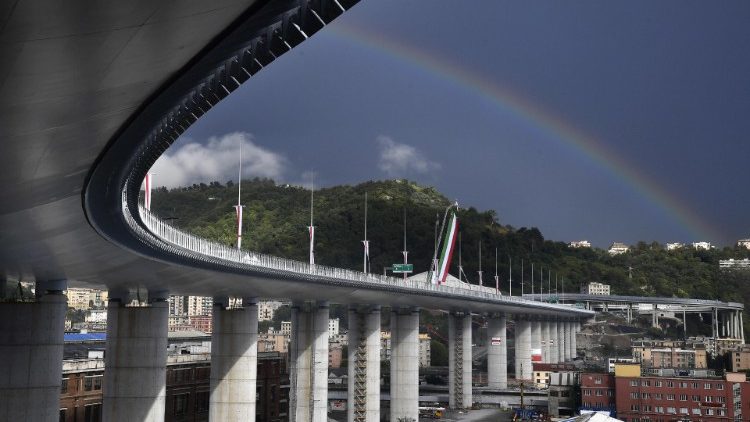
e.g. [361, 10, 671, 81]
[448, 313, 472, 409]
[557, 321, 566, 362]
[290, 302, 329, 422]
[209, 299, 258, 422]
[347, 306, 381, 422]
[514, 318, 531, 380]
[0, 292, 66, 421]
[103, 296, 168, 422]
[549, 321, 559, 363]
[390, 308, 419, 422]
[487, 314, 507, 389]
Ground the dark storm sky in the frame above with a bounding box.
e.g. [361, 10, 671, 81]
[154, 0, 750, 247]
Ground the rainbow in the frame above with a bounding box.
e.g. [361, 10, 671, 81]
[325, 22, 722, 243]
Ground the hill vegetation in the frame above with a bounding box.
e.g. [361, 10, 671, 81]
[150, 179, 750, 335]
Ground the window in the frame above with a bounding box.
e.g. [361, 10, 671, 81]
[84, 403, 101, 422]
[718, 396, 726, 403]
[654, 393, 662, 400]
[93, 376, 102, 391]
[705, 383, 711, 389]
[692, 408, 701, 415]
[61, 378, 68, 394]
[631, 380, 639, 387]
[705, 396, 713, 402]
[642, 380, 651, 387]
[631, 392, 639, 399]
[717, 383, 724, 390]
[667, 394, 675, 401]
[705, 408, 714, 416]
[692, 382, 699, 389]
[642, 392, 650, 399]
[679, 408, 688, 415]
[643, 405, 652, 412]
[667, 407, 676, 414]
[595, 376, 602, 384]
[667, 381, 674, 388]
[84, 377, 93, 391]
[655, 381, 662, 387]
[692, 395, 700, 401]
[679, 394, 687, 401]
[584, 389, 591, 396]
[59, 409, 66, 422]
[174, 393, 189, 416]
[679, 382, 688, 388]
[596, 390, 603, 396]
[196, 391, 209, 413]
[631, 404, 640, 411]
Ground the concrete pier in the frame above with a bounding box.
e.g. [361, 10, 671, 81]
[514, 318, 532, 380]
[290, 301, 329, 422]
[448, 313, 472, 409]
[566, 321, 575, 360]
[103, 290, 169, 422]
[209, 297, 258, 422]
[541, 321, 550, 362]
[0, 281, 66, 422]
[557, 320, 566, 362]
[549, 321, 559, 363]
[347, 306, 381, 422]
[390, 308, 420, 422]
[487, 314, 507, 389]
[530, 319, 541, 362]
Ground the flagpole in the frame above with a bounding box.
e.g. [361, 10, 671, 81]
[308, 173, 315, 267]
[235, 143, 243, 250]
[402, 208, 408, 281]
[540, 267, 544, 299]
[521, 259, 524, 296]
[478, 240, 483, 286]
[494, 248, 499, 295]
[363, 192, 369, 273]
[508, 256, 512, 296]
[531, 262, 535, 297]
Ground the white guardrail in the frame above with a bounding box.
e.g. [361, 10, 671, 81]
[133, 203, 584, 312]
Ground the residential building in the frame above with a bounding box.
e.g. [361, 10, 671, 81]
[169, 315, 192, 332]
[67, 288, 94, 310]
[258, 300, 283, 321]
[328, 318, 340, 337]
[731, 344, 750, 372]
[666, 242, 684, 251]
[608, 243, 629, 256]
[532, 362, 576, 388]
[59, 352, 288, 422]
[737, 239, 750, 250]
[581, 282, 611, 296]
[580, 372, 616, 415]
[419, 333, 432, 367]
[85, 309, 107, 323]
[614, 363, 750, 422]
[329, 343, 343, 368]
[187, 296, 212, 316]
[280, 321, 291, 336]
[719, 258, 750, 270]
[169, 295, 187, 316]
[692, 241, 712, 250]
[608, 358, 636, 373]
[569, 240, 592, 248]
[88, 290, 108, 309]
[188, 315, 212, 333]
[258, 332, 289, 354]
[547, 371, 579, 418]
[631, 339, 708, 369]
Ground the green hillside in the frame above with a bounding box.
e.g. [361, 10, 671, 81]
[150, 179, 750, 329]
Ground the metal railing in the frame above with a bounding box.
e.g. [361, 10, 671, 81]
[129, 201, 589, 314]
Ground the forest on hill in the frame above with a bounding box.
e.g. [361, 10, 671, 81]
[149, 179, 750, 316]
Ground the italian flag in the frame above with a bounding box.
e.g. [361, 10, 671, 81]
[436, 211, 458, 284]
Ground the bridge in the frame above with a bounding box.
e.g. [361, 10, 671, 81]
[1, 1, 593, 421]
[523, 294, 744, 342]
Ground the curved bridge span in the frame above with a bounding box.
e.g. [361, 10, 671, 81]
[1, 1, 589, 421]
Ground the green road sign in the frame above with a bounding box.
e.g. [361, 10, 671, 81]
[392, 263, 414, 273]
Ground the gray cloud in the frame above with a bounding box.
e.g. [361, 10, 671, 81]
[150, 132, 289, 188]
[376, 136, 441, 177]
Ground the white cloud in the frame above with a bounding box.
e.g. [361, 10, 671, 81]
[376, 136, 441, 177]
[150, 132, 288, 188]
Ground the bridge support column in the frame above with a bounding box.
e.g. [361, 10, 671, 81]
[549, 320, 559, 363]
[713, 307, 719, 339]
[541, 320, 550, 362]
[448, 313, 472, 409]
[566, 321, 575, 360]
[390, 308, 419, 422]
[487, 314, 507, 389]
[514, 317, 531, 380]
[290, 301, 329, 422]
[571, 321, 578, 358]
[103, 289, 168, 422]
[652, 304, 659, 329]
[740, 312, 745, 343]
[209, 297, 258, 422]
[557, 319, 566, 362]
[347, 306, 381, 422]
[530, 319, 541, 363]
[0, 280, 66, 422]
